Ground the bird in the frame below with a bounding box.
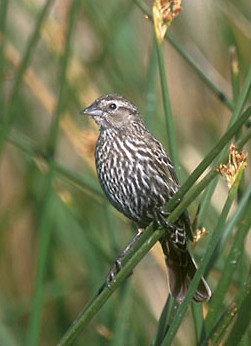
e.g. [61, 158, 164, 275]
[81, 94, 211, 303]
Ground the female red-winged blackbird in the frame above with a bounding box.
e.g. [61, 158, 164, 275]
[81, 94, 211, 303]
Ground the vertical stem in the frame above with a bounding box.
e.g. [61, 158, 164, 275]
[0, 0, 54, 156]
[26, 1, 79, 344]
[144, 36, 158, 130]
[26, 162, 56, 346]
[155, 34, 179, 177]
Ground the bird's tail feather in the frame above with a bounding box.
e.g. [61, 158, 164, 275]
[161, 239, 211, 303]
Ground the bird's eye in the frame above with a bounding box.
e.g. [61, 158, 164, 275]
[109, 103, 117, 110]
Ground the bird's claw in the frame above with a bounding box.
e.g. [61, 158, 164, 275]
[155, 209, 176, 233]
[105, 257, 134, 288]
[105, 258, 122, 287]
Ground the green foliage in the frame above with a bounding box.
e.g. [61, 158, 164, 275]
[0, 0, 250, 345]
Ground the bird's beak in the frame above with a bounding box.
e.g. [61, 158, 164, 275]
[80, 103, 104, 117]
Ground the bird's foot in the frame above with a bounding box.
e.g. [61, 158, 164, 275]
[105, 229, 144, 288]
[105, 257, 133, 288]
[105, 257, 122, 287]
[154, 209, 176, 233]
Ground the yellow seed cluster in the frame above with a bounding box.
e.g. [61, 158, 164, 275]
[216, 144, 248, 189]
[193, 227, 208, 248]
[152, 0, 183, 41]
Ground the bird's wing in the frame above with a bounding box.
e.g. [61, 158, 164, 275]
[144, 133, 179, 191]
[144, 133, 193, 241]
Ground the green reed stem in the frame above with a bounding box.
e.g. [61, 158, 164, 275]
[26, 1, 79, 344]
[0, 0, 54, 156]
[155, 34, 179, 174]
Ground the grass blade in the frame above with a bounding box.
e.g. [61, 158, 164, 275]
[203, 205, 251, 341]
[110, 283, 132, 346]
[152, 296, 178, 346]
[225, 290, 251, 346]
[205, 202, 251, 332]
[203, 266, 251, 345]
[191, 302, 204, 343]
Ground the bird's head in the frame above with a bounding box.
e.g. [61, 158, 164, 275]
[81, 94, 144, 130]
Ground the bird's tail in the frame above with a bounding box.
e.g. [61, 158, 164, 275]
[160, 239, 211, 303]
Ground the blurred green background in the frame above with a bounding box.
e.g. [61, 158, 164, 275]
[0, 0, 251, 345]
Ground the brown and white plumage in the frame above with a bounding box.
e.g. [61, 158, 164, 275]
[81, 94, 211, 303]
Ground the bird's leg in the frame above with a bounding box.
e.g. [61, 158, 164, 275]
[154, 208, 176, 233]
[106, 228, 145, 286]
